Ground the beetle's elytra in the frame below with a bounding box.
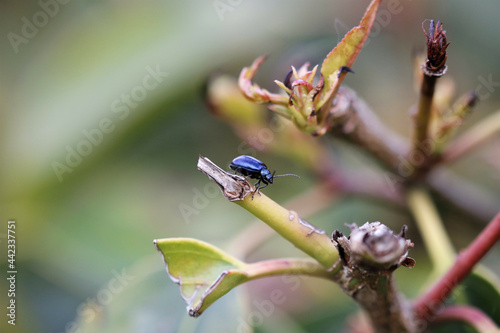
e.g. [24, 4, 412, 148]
[229, 155, 299, 199]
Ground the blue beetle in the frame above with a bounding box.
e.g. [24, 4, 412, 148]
[230, 155, 299, 198]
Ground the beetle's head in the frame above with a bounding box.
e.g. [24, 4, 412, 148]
[261, 169, 274, 184]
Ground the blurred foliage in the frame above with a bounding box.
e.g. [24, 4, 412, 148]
[1, 0, 499, 332]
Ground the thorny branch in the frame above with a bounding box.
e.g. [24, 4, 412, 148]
[197, 155, 339, 268]
[198, 155, 418, 332]
[197, 7, 500, 332]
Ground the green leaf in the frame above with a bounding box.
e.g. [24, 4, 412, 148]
[154, 238, 333, 317]
[315, 0, 381, 111]
[154, 238, 248, 317]
[463, 266, 500, 325]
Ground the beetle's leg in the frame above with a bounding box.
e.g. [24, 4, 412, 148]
[252, 181, 270, 199]
[258, 183, 268, 190]
[252, 179, 267, 200]
[252, 180, 262, 199]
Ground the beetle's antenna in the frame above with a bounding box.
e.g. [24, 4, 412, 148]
[274, 173, 300, 178]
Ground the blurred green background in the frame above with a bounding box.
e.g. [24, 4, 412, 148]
[1, 1, 499, 332]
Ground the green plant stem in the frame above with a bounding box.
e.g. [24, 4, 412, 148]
[197, 155, 338, 268]
[441, 110, 500, 164]
[407, 188, 455, 272]
[227, 184, 339, 259]
[244, 258, 333, 280]
[433, 305, 499, 333]
[413, 74, 437, 151]
[227, 174, 406, 261]
[236, 193, 338, 268]
[413, 210, 500, 321]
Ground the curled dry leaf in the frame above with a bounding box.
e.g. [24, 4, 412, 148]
[237, 0, 382, 135]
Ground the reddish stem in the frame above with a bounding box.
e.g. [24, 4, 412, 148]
[433, 306, 499, 332]
[413, 211, 500, 321]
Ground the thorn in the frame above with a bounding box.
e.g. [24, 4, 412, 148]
[338, 66, 355, 78]
[402, 257, 416, 268]
[399, 225, 408, 238]
[332, 230, 344, 242]
[284, 69, 293, 90]
[332, 230, 348, 265]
